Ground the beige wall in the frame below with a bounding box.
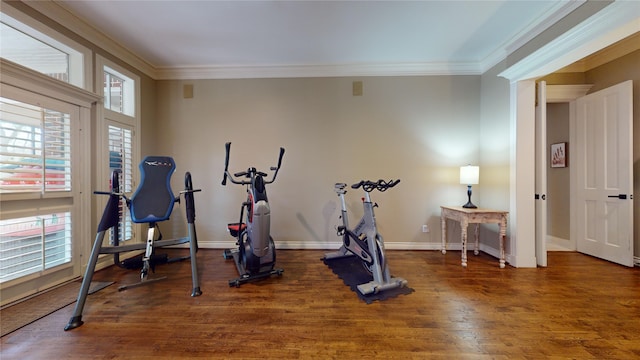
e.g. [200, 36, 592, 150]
[478, 64, 511, 252]
[546, 103, 570, 240]
[140, 76, 159, 157]
[154, 76, 481, 249]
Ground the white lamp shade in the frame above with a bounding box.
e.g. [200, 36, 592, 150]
[460, 165, 479, 185]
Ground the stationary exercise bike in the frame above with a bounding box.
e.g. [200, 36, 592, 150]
[323, 179, 407, 295]
[221, 142, 285, 287]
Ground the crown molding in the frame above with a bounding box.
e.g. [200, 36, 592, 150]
[499, 0, 640, 82]
[155, 62, 481, 80]
[480, 0, 585, 73]
[556, 31, 640, 73]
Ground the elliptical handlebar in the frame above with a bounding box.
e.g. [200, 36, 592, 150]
[265, 147, 285, 184]
[221, 142, 285, 186]
[351, 179, 400, 192]
[222, 142, 232, 186]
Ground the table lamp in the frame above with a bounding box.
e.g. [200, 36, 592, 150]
[460, 165, 479, 208]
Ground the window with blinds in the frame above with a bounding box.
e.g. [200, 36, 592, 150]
[108, 125, 134, 243]
[0, 97, 74, 283]
[0, 7, 92, 304]
[0, 98, 72, 194]
[0, 212, 71, 283]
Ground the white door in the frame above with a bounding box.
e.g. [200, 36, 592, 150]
[575, 80, 633, 267]
[535, 81, 548, 267]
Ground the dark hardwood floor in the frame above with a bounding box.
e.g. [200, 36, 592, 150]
[1, 249, 639, 359]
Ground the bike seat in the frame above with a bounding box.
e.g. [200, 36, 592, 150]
[227, 222, 246, 237]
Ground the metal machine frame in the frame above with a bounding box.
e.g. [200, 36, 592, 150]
[65, 156, 201, 330]
[222, 142, 285, 287]
[324, 179, 407, 295]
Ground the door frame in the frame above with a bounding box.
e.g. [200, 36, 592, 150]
[544, 84, 593, 253]
[535, 81, 548, 267]
[498, 1, 638, 267]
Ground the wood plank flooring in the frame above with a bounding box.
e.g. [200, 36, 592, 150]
[1, 249, 639, 359]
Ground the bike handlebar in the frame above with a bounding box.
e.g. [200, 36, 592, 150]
[233, 169, 267, 178]
[273, 147, 285, 171]
[222, 142, 231, 186]
[334, 183, 348, 194]
[221, 142, 285, 186]
[350, 179, 400, 192]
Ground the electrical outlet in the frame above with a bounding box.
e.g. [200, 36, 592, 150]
[422, 225, 429, 233]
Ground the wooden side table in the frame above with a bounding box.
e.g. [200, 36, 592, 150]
[440, 206, 508, 268]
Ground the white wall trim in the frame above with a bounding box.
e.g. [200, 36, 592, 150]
[480, 0, 585, 73]
[499, 1, 640, 82]
[154, 62, 482, 80]
[546, 84, 593, 103]
[196, 240, 445, 251]
[547, 236, 573, 251]
[509, 80, 538, 268]
[0, 59, 100, 107]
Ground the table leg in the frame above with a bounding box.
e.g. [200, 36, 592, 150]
[499, 215, 506, 268]
[441, 214, 447, 254]
[473, 223, 479, 256]
[461, 219, 468, 267]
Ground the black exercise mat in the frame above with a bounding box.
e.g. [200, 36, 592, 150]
[322, 255, 414, 304]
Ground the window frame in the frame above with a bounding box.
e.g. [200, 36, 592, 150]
[0, 66, 98, 304]
[95, 55, 141, 245]
[0, 5, 92, 91]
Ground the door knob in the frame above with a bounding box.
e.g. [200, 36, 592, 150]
[607, 194, 627, 199]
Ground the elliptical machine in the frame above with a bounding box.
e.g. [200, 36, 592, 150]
[222, 142, 285, 287]
[323, 179, 407, 295]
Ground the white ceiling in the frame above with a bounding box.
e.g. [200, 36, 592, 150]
[56, 0, 580, 79]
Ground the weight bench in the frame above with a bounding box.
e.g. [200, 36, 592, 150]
[65, 156, 202, 331]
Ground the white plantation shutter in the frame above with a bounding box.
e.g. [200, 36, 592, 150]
[107, 124, 134, 243]
[0, 97, 75, 284]
[0, 212, 72, 283]
[0, 98, 71, 194]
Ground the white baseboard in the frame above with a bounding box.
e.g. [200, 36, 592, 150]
[197, 240, 445, 251]
[546, 243, 573, 251]
[157, 239, 639, 267]
[547, 235, 573, 251]
[172, 240, 527, 266]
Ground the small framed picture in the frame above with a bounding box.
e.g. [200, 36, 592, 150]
[551, 142, 567, 168]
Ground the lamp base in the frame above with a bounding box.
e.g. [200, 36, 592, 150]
[462, 201, 477, 209]
[462, 185, 477, 208]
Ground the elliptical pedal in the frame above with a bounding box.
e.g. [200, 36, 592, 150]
[223, 246, 283, 287]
